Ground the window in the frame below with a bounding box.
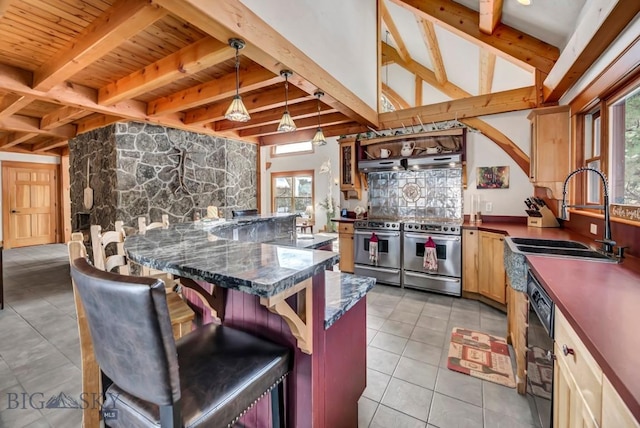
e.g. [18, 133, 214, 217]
[271, 141, 314, 157]
[271, 171, 314, 218]
[609, 86, 640, 205]
[583, 110, 602, 204]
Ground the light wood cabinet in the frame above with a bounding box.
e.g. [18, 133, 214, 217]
[338, 140, 361, 200]
[602, 376, 640, 428]
[478, 231, 506, 304]
[337, 222, 354, 273]
[462, 230, 479, 293]
[527, 105, 570, 198]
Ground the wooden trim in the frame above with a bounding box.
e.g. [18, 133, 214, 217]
[40, 106, 89, 130]
[479, 0, 503, 35]
[61, 155, 71, 243]
[76, 114, 123, 135]
[543, 0, 640, 103]
[381, 0, 411, 63]
[0, 94, 33, 119]
[417, 19, 447, 84]
[389, 0, 558, 73]
[270, 170, 315, 216]
[31, 138, 69, 152]
[479, 50, 496, 94]
[379, 86, 537, 129]
[0, 114, 76, 139]
[0, 132, 39, 149]
[414, 76, 423, 106]
[381, 83, 411, 110]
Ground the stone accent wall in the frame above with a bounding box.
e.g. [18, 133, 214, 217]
[69, 122, 257, 231]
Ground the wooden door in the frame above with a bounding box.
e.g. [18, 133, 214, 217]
[2, 162, 58, 249]
[478, 231, 506, 304]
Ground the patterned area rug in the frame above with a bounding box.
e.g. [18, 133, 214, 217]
[447, 327, 516, 388]
[527, 346, 553, 399]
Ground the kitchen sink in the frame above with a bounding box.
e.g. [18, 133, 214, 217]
[509, 238, 589, 249]
[505, 237, 619, 263]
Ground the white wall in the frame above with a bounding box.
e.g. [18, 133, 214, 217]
[0, 153, 61, 241]
[464, 111, 534, 217]
[240, 0, 378, 110]
[260, 139, 341, 232]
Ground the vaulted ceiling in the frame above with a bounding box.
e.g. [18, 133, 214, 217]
[0, 0, 637, 156]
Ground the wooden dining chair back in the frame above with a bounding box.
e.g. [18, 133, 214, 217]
[138, 214, 169, 234]
[136, 215, 179, 290]
[90, 221, 129, 274]
[70, 257, 290, 428]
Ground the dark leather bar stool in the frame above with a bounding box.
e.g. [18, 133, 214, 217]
[70, 258, 290, 428]
[231, 209, 258, 218]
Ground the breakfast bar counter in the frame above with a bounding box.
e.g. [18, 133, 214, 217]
[124, 214, 371, 427]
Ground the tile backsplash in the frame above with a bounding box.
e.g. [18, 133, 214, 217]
[368, 168, 463, 221]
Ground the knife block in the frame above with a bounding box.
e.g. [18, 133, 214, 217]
[527, 206, 560, 228]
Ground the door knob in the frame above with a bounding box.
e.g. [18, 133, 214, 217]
[11, 210, 20, 214]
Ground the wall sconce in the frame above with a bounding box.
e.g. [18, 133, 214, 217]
[312, 90, 327, 146]
[224, 38, 251, 122]
[277, 70, 297, 132]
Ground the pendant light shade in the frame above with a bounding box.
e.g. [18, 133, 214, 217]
[277, 70, 297, 132]
[225, 39, 251, 122]
[312, 90, 327, 146]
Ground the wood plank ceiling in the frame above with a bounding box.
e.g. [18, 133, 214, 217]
[0, 0, 636, 155]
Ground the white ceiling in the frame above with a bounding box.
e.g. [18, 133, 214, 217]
[382, 0, 587, 108]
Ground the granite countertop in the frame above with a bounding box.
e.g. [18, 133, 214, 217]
[325, 271, 376, 329]
[124, 219, 338, 298]
[331, 217, 357, 223]
[267, 234, 336, 250]
[469, 221, 640, 420]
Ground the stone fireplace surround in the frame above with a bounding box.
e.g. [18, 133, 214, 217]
[69, 122, 257, 233]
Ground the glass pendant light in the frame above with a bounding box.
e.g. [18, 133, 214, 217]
[225, 38, 251, 122]
[311, 90, 327, 146]
[277, 70, 297, 132]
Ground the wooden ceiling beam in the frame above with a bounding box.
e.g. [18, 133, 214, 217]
[479, 50, 496, 94]
[40, 106, 89, 130]
[417, 19, 447, 85]
[379, 86, 537, 128]
[479, 0, 503, 35]
[147, 64, 280, 116]
[99, 38, 233, 106]
[382, 83, 411, 109]
[238, 112, 351, 137]
[33, 0, 167, 91]
[184, 85, 310, 126]
[0, 0, 10, 19]
[0, 114, 76, 139]
[543, 0, 640, 102]
[31, 138, 69, 152]
[259, 122, 368, 146]
[76, 114, 123, 134]
[389, 0, 558, 74]
[381, 0, 412, 63]
[213, 100, 335, 132]
[0, 132, 39, 149]
[414, 76, 423, 106]
[382, 43, 470, 99]
[0, 94, 34, 119]
[153, 0, 378, 128]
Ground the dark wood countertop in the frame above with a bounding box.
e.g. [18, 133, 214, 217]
[331, 217, 358, 223]
[466, 221, 640, 420]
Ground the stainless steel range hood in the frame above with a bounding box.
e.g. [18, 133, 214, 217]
[358, 153, 461, 172]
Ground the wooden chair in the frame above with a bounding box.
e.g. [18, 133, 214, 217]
[89, 223, 195, 340]
[136, 215, 179, 290]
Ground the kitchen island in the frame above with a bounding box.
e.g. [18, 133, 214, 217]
[124, 214, 372, 427]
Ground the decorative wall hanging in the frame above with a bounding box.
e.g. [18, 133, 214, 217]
[169, 147, 191, 195]
[477, 166, 509, 189]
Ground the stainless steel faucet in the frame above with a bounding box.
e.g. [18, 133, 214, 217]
[561, 167, 615, 254]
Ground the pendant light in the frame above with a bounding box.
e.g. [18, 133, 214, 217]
[311, 90, 327, 146]
[277, 70, 297, 132]
[225, 38, 251, 122]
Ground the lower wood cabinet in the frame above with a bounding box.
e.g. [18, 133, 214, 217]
[478, 231, 506, 304]
[462, 230, 479, 293]
[506, 283, 527, 394]
[602, 376, 640, 428]
[337, 222, 354, 273]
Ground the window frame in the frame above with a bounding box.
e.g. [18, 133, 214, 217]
[270, 141, 315, 158]
[270, 170, 315, 220]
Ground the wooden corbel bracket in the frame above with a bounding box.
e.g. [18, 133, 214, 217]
[260, 278, 313, 354]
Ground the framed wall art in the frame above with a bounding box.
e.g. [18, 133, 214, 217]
[477, 166, 509, 189]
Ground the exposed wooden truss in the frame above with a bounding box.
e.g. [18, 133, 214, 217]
[381, 1, 411, 63]
[479, 50, 496, 94]
[479, 0, 503, 35]
[417, 19, 447, 85]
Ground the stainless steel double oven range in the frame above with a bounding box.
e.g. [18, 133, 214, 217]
[353, 219, 462, 296]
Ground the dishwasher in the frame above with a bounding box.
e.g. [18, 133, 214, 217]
[526, 269, 554, 428]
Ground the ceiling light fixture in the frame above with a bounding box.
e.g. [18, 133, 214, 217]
[311, 90, 327, 146]
[517, 0, 531, 5]
[224, 38, 251, 122]
[277, 70, 297, 132]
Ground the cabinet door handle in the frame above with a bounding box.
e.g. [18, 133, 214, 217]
[562, 344, 574, 356]
[469, 231, 474, 235]
[546, 350, 556, 362]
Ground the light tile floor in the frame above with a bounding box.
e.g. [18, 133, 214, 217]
[0, 244, 538, 428]
[360, 284, 539, 428]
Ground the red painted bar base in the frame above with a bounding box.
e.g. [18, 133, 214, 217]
[184, 271, 367, 427]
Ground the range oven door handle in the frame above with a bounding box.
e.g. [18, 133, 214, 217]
[403, 232, 460, 242]
[404, 271, 461, 282]
[354, 264, 400, 274]
[354, 230, 400, 238]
